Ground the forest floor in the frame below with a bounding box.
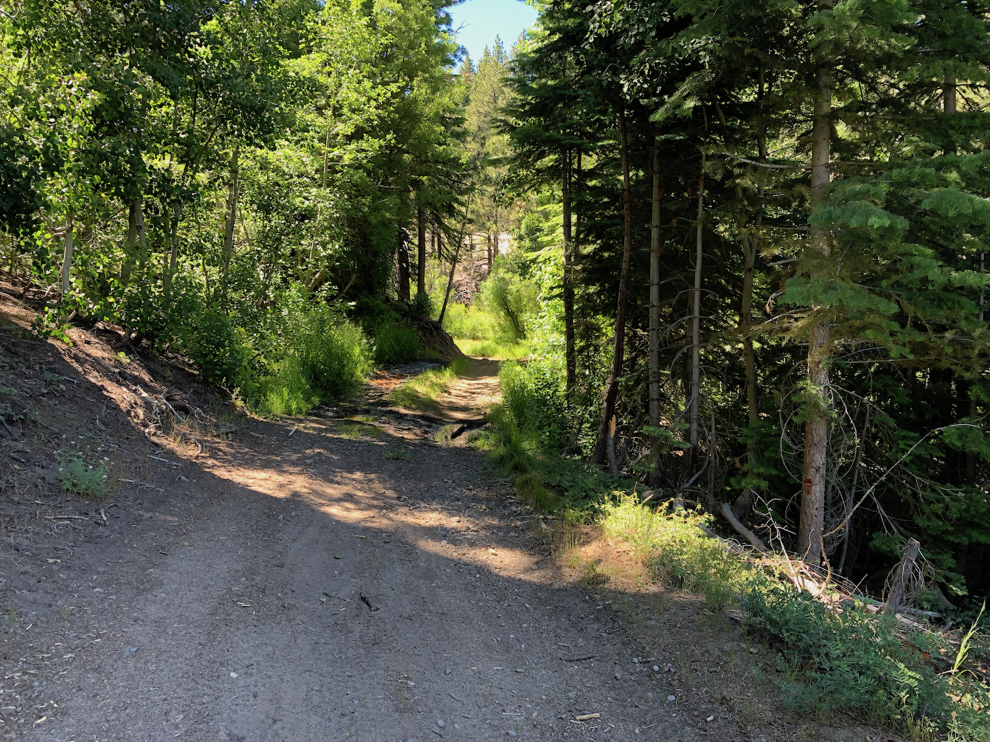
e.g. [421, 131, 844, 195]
[0, 299, 897, 741]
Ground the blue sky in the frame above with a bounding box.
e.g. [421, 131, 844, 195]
[449, 0, 539, 64]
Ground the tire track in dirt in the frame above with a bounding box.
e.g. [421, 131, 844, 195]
[12, 357, 702, 741]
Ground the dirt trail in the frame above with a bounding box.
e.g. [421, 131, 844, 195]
[1, 339, 878, 742]
[2, 356, 686, 742]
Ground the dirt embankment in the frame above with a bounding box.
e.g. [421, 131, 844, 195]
[1, 298, 888, 742]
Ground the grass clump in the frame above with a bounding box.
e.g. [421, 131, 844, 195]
[454, 337, 529, 359]
[598, 495, 990, 738]
[373, 321, 420, 365]
[601, 498, 746, 610]
[245, 306, 372, 417]
[389, 357, 469, 411]
[59, 453, 112, 501]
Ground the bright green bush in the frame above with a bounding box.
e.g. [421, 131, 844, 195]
[251, 356, 321, 416]
[373, 321, 420, 365]
[295, 306, 372, 395]
[179, 305, 253, 388]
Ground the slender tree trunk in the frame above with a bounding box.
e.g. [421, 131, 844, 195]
[486, 232, 493, 271]
[944, 74, 956, 115]
[968, 250, 984, 482]
[221, 147, 240, 301]
[439, 202, 472, 326]
[417, 205, 427, 298]
[61, 213, 74, 296]
[122, 201, 139, 284]
[798, 14, 834, 564]
[591, 111, 633, 467]
[685, 152, 706, 478]
[562, 151, 577, 397]
[838, 404, 870, 573]
[397, 233, 411, 302]
[649, 140, 663, 427]
[164, 202, 182, 296]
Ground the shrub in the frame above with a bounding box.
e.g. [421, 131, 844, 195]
[745, 584, 953, 728]
[174, 300, 252, 388]
[59, 453, 111, 501]
[373, 321, 420, 365]
[295, 306, 372, 395]
[252, 356, 321, 417]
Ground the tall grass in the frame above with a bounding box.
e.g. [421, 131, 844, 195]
[389, 357, 469, 411]
[245, 305, 372, 417]
[373, 320, 420, 365]
[598, 496, 990, 739]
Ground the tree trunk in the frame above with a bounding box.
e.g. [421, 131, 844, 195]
[121, 200, 139, 284]
[732, 183, 760, 518]
[486, 232, 493, 271]
[164, 202, 183, 296]
[591, 111, 633, 467]
[968, 249, 984, 482]
[798, 21, 834, 563]
[648, 140, 663, 428]
[685, 152, 705, 479]
[397, 231, 411, 302]
[417, 205, 427, 298]
[439, 203, 472, 326]
[221, 147, 240, 301]
[61, 213, 74, 296]
[562, 151, 577, 397]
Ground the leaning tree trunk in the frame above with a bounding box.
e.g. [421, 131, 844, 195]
[591, 111, 633, 467]
[797, 4, 834, 564]
[562, 151, 577, 397]
[438, 202, 472, 327]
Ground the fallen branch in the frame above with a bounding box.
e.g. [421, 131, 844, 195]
[719, 502, 768, 552]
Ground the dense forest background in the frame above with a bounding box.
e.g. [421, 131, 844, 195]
[2, 0, 990, 612]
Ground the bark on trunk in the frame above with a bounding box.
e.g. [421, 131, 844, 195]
[562, 151, 577, 397]
[591, 111, 633, 467]
[797, 4, 834, 565]
[649, 140, 663, 428]
[685, 152, 705, 479]
[438, 204, 472, 326]
[221, 148, 240, 300]
[486, 233, 493, 271]
[417, 205, 427, 298]
[122, 200, 139, 284]
[397, 232, 411, 303]
[61, 213, 74, 296]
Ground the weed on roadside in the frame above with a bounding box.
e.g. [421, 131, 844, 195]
[59, 452, 112, 500]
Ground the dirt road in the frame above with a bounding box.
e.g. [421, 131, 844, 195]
[5, 361, 703, 742]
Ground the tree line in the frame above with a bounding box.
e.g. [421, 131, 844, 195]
[501, 0, 990, 600]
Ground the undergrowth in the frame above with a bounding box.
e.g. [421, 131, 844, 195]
[598, 497, 990, 740]
[389, 357, 469, 411]
[484, 356, 990, 740]
[59, 452, 112, 501]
